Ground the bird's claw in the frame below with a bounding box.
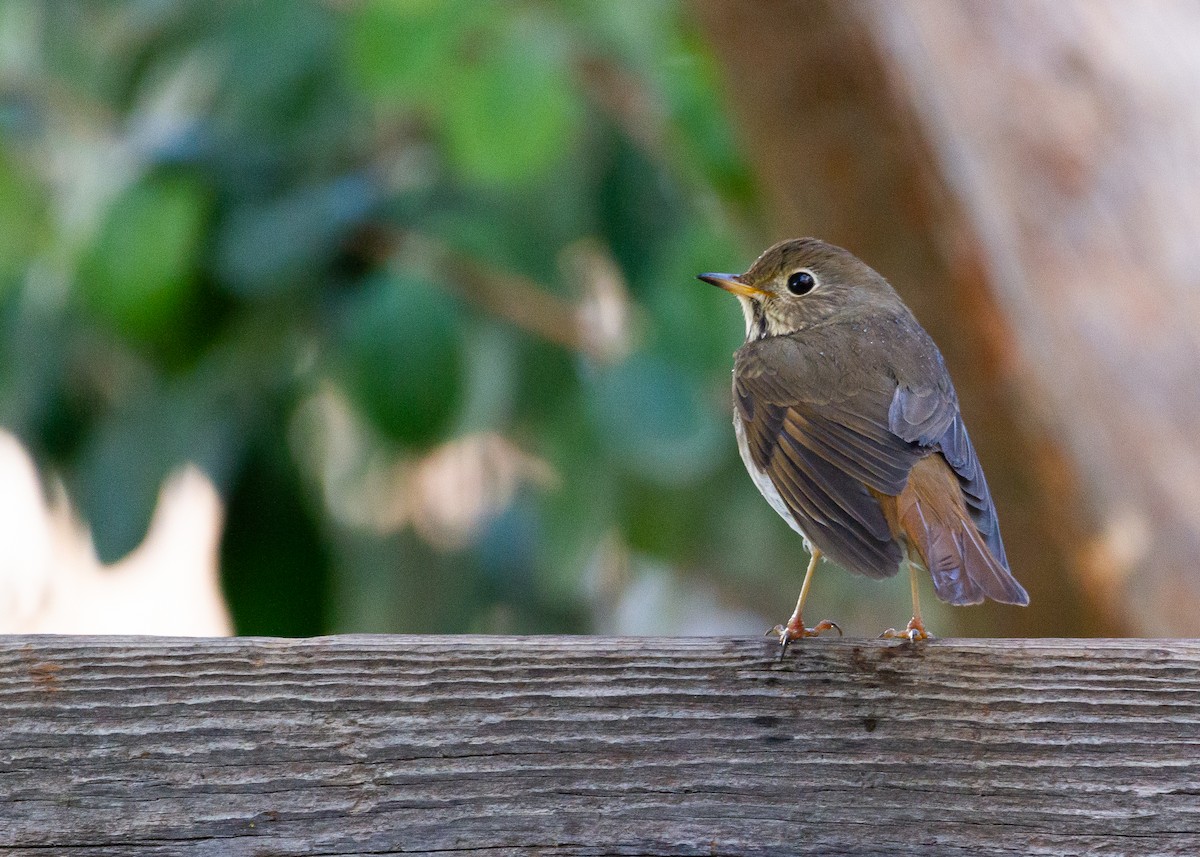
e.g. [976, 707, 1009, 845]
[880, 627, 921, 642]
[771, 619, 842, 660]
[880, 617, 931, 643]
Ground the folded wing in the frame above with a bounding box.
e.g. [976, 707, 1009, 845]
[735, 329, 1027, 606]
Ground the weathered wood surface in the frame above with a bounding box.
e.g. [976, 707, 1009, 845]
[2, 635, 1199, 855]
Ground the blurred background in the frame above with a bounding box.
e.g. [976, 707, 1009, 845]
[2, 0, 1199, 639]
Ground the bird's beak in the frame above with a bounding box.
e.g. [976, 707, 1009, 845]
[697, 272, 768, 299]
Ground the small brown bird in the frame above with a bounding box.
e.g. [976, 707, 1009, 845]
[700, 238, 1028, 654]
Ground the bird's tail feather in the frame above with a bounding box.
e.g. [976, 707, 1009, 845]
[897, 457, 1029, 607]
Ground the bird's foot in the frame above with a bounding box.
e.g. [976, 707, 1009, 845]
[770, 618, 842, 660]
[880, 616, 931, 643]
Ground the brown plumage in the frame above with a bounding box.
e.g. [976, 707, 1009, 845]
[870, 456, 1023, 607]
[700, 238, 1027, 649]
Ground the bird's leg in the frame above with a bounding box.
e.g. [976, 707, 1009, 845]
[881, 558, 931, 642]
[771, 547, 841, 659]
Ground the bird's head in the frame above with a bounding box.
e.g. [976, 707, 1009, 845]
[699, 238, 902, 340]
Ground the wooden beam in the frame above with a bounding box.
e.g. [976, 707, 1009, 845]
[2, 635, 1198, 854]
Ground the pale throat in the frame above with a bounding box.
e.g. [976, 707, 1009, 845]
[737, 296, 766, 341]
[737, 296, 788, 341]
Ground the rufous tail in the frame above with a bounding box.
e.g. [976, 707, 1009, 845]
[887, 455, 1028, 607]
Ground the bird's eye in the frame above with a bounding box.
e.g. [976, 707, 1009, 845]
[786, 270, 816, 295]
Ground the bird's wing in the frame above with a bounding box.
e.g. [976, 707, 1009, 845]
[883, 361, 1008, 572]
[735, 333, 924, 579]
[736, 319, 1021, 600]
[915, 410, 1009, 570]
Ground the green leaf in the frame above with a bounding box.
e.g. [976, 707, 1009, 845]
[620, 478, 712, 561]
[75, 375, 246, 563]
[0, 146, 45, 293]
[345, 0, 479, 110]
[660, 28, 756, 202]
[222, 0, 337, 120]
[215, 174, 378, 296]
[221, 432, 332, 636]
[0, 307, 67, 441]
[533, 404, 613, 607]
[645, 224, 748, 371]
[588, 353, 724, 486]
[349, 3, 583, 184]
[338, 272, 464, 447]
[440, 14, 582, 186]
[78, 174, 210, 345]
[595, 128, 683, 293]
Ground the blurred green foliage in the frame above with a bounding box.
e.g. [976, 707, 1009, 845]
[0, 0, 876, 636]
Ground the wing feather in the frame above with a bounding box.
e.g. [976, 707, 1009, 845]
[733, 321, 1011, 585]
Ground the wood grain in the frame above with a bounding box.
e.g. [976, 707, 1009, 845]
[2, 635, 1199, 855]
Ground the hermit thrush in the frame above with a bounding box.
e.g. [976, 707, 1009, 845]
[700, 238, 1028, 655]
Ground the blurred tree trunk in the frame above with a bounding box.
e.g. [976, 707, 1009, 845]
[696, 0, 1200, 636]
